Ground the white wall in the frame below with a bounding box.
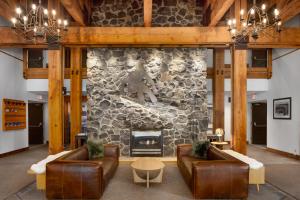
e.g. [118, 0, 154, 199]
[26, 79, 87, 93]
[267, 49, 300, 155]
[0, 48, 29, 154]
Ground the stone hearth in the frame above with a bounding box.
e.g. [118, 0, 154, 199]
[87, 48, 208, 156]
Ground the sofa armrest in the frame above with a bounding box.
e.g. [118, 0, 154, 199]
[46, 160, 103, 199]
[177, 144, 192, 158]
[104, 144, 119, 158]
[192, 160, 249, 199]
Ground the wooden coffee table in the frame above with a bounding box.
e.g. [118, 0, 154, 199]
[131, 157, 165, 188]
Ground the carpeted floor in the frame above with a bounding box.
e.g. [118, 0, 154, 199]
[6, 163, 295, 200]
[2, 145, 300, 200]
[0, 145, 48, 200]
[247, 145, 300, 200]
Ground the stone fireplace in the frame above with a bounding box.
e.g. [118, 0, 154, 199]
[130, 130, 163, 157]
[87, 48, 208, 156]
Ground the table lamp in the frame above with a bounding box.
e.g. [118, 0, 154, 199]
[215, 128, 224, 142]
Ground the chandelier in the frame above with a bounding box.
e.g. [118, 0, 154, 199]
[10, 0, 68, 43]
[227, 0, 282, 43]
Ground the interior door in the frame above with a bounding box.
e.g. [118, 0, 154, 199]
[252, 102, 267, 145]
[29, 103, 44, 144]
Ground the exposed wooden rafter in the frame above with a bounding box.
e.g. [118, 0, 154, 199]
[60, 0, 86, 26]
[209, 0, 235, 26]
[144, 0, 153, 27]
[0, 0, 16, 21]
[277, 0, 300, 24]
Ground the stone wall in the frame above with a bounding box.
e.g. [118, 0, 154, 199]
[152, 0, 203, 26]
[87, 48, 208, 156]
[91, 0, 203, 26]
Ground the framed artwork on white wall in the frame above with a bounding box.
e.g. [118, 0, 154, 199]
[273, 97, 292, 120]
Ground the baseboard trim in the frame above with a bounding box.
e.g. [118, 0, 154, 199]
[0, 147, 29, 158]
[266, 147, 300, 160]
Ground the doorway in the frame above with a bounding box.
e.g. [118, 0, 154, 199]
[28, 103, 44, 145]
[251, 102, 267, 145]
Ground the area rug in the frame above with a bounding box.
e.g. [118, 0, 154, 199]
[6, 163, 295, 200]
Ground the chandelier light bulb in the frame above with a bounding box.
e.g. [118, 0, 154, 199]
[11, 17, 17, 24]
[23, 16, 28, 22]
[32, 4, 36, 10]
[58, 19, 62, 25]
[261, 4, 266, 10]
[263, 18, 267, 24]
[227, 19, 232, 26]
[240, 9, 245, 16]
[230, 29, 236, 35]
[16, 7, 22, 15]
[242, 22, 247, 27]
[63, 20, 68, 26]
[44, 22, 48, 27]
[52, 10, 56, 16]
[232, 19, 237, 25]
[250, 8, 255, 15]
[33, 27, 37, 32]
[274, 9, 279, 16]
[277, 21, 282, 26]
[44, 9, 48, 15]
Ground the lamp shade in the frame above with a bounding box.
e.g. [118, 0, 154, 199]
[215, 128, 224, 137]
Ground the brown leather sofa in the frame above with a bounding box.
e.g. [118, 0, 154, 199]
[46, 144, 119, 199]
[177, 144, 249, 199]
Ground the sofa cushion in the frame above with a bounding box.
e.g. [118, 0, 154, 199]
[60, 147, 89, 161]
[181, 156, 202, 175]
[93, 157, 118, 188]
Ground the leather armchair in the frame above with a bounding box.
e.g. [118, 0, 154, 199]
[46, 144, 119, 199]
[177, 144, 249, 199]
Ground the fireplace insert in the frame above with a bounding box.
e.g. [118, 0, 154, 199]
[130, 130, 163, 157]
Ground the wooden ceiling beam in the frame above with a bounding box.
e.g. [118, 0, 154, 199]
[0, 0, 16, 22]
[144, 0, 153, 27]
[1, 27, 300, 48]
[60, 0, 86, 26]
[277, 0, 300, 24]
[209, 0, 235, 26]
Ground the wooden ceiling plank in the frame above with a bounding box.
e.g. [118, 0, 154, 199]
[209, 0, 235, 26]
[60, 0, 86, 26]
[144, 0, 153, 27]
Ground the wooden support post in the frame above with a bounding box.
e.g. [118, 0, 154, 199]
[213, 49, 225, 133]
[48, 49, 64, 154]
[144, 0, 153, 27]
[70, 48, 82, 149]
[231, 46, 247, 154]
[267, 49, 273, 79]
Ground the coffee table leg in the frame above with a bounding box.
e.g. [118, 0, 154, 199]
[147, 171, 149, 188]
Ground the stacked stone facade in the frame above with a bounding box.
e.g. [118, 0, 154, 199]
[87, 48, 208, 156]
[91, 0, 203, 26]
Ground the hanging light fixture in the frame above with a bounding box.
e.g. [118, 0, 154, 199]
[227, 0, 282, 43]
[10, 0, 68, 43]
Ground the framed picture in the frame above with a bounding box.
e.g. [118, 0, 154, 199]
[273, 97, 292, 120]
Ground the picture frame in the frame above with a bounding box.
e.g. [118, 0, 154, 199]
[273, 97, 292, 120]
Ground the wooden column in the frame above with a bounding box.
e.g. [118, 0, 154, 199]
[213, 49, 225, 133]
[231, 46, 247, 154]
[48, 49, 64, 154]
[144, 0, 153, 27]
[70, 48, 82, 149]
